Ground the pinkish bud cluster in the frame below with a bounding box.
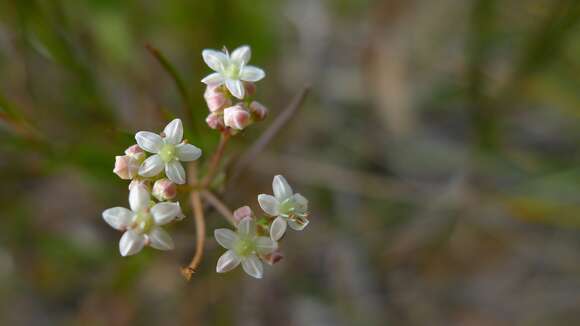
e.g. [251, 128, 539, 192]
[113, 145, 145, 180]
[203, 82, 268, 134]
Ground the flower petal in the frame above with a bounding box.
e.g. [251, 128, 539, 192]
[202, 49, 228, 72]
[147, 227, 174, 250]
[151, 201, 181, 225]
[258, 194, 279, 216]
[129, 183, 150, 212]
[241, 255, 263, 279]
[238, 217, 255, 237]
[102, 207, 134, 230]
[230, 45, 251, 65]
[163, 119, 183, 145]
[165, 160, 186, 184]
[201, 72, 225, 85]
[119, 230, 146, 256]
[240, 66, 265, 82]
[176, 143, 202, 161]
[214, 228, 239, 249]
[269, 216, 287, 241]
[138, 154, 164, 177]
[225, 79, 245, 99]
[255, 236, 278, 255]
[293, 193, 309, 214]
[288, 216, 310, 231]
[135, 131, 163, 153]
[216, 250, 241, 273]
[273, 175, 293, 200]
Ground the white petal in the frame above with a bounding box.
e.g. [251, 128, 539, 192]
[216, 250, 241, 273]
[147, 227, 174, 250]
[138, 154, 164, 177]
[241, 255, 263, 279]
[225, 79, 245, 99]
[119, 230, 146, 256]
[237, 217, 255, 237]
[102, 207, 134, 230]
[201, 72, 225, 85]
[165, 160, 186, 184]
[255, 236, 278, 255]
[135, 131, 163, 153]
[288, 216, 310, 231]
[176, 143, 202, 161]
[163, 119, 183, 145]
[202, 49, 228, 72]
[214, 229, 239, 249]
[151, 201, 181, 225]
[230, 45, 251, 64]
[240, 66, 265, 82]
[269, 216, 287, 241]
[129, 183, 150, 212]
[273, 175, 293, 200]
[293, 193, 309, 214]
[258, 194, 279, 216]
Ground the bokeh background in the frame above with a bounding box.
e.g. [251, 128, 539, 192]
[2, 0, 580, 325]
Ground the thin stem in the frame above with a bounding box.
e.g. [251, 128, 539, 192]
[201, 190, 236, 225]
[181, 162, 206, 281]
[201, 132, 230, 188]
[145, 44, 198, 137]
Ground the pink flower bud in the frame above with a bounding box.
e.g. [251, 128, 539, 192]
[261, 249, 284, 265]
[206, 112, 225, 130]
[204, 85, 231, 112]
[113, 155, 140, 180]
[233, 206, 253, 223]
[152, 178, 177, 201]
[249, 101, 268, 121]
[223, 105, 251, 130]
[244, 82, 256, 97]
[124, 144, 145, 161]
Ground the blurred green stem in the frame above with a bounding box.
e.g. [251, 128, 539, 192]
[467, 0, 498, 152]
[145, 44, 199, 138]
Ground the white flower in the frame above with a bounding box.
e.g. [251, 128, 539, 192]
[102, 184, 183, 256]
[214, 217, 277, 279]
[135, 119, 202, 184]
[201, 45, 265, 99]
[258, 175, 309, 241]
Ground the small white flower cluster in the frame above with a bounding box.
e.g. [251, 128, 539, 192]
[215, 175, 309, 279]
[105, 119, 202, 256]
[202, 45, 268, 133]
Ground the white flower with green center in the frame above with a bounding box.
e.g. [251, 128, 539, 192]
[201, 45, 265, 99]
[135, 119, 202, 184]
[102, 184, 183, 256]
[258, 175, 309, 241]
[214, 217, 277, 279]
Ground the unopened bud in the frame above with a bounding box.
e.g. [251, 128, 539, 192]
[261, 249, 284, 265]
[113, 155, 140, 180]
[244, 82, 256, 97]
[204, 85, 231, 112]
[206, 112, 225, 130]
[124, 144, 145, 161]
[233, 206, 253, 223]
[152, 178, 177, 201]
[249, 101, 268, 121]
[223, 105, 251, 130]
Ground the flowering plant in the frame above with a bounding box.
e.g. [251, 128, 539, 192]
[103, 44, 311, 280]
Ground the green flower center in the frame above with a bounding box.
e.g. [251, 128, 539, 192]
[159, 144, 176, 163]
[279, 197, 295, 216]
[234, 238, 255, 257]
[224, 63, 240, 79]
[134, 211, 154, 234]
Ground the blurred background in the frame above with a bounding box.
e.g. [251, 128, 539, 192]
[2, 0, 580, 325]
